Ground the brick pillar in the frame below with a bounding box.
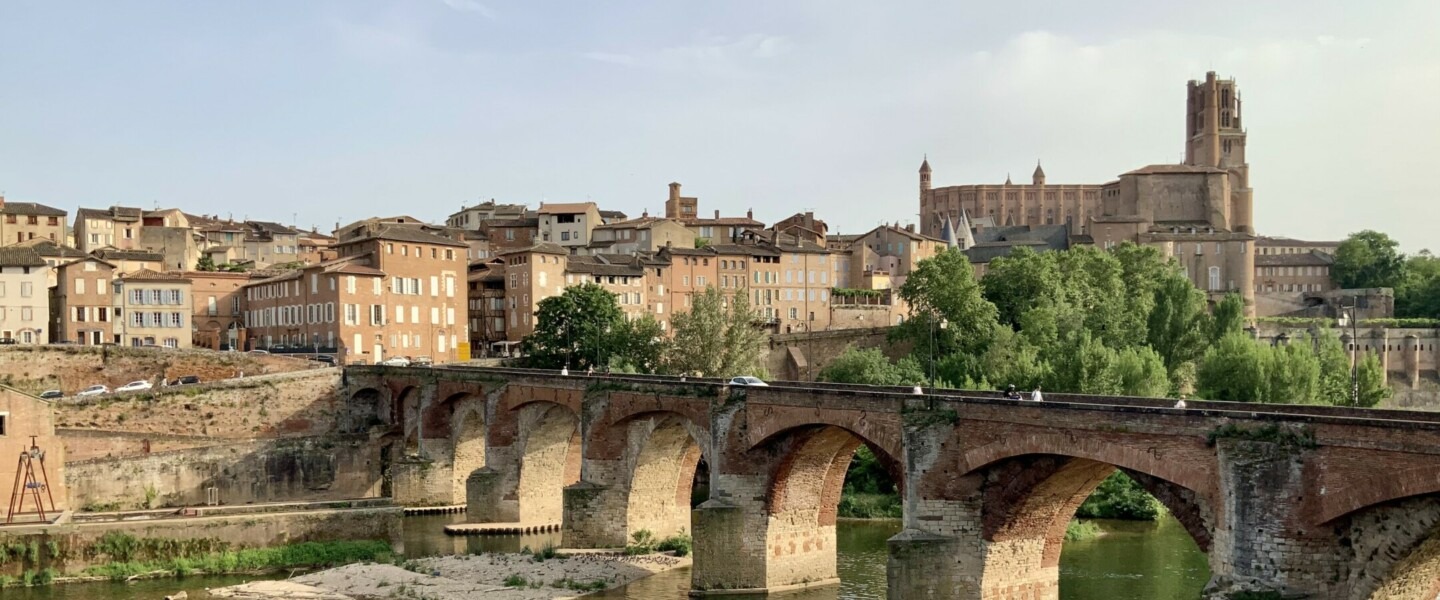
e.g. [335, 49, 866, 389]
[465, 467, 511, 522]
[691, 393, 771, 594]
[889, 406, 981, 599]
[1206, 439, 1333, 598]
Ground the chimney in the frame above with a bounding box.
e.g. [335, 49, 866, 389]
[714, 210, 720, 219]
[747, 209, 754, 220]
[905, 224, 916, 233]
[0, 194, 5, 209]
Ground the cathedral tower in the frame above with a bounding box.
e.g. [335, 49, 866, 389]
[1186, 72, 1253, 234]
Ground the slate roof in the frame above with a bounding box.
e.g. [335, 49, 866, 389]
[92, 248, 164, 262]
[118, 268, 190, 283]
[537, 202, 597, 215]
[964, 224, 1072, 264]
[76, 206, 144, 222]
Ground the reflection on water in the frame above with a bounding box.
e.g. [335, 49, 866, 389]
[15, 512, 1207, 600]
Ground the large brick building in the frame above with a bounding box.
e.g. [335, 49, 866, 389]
[243, 226, 468, 364]
[920, 161, 1102, 237]
[50, 256, 116, 345]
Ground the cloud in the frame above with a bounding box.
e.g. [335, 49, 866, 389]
[581, 33, 792, 76]
[437, 0, 495, 19]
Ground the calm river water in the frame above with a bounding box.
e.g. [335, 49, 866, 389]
[12, 513, 1208, 599]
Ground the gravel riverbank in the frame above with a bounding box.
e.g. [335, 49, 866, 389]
[209, 552, 689, 599]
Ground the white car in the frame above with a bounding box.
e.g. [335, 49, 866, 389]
[729, 376, 768, 387]
[116, 380, 154, 393]
[75, 384, 110, 397]
[380, 357, 411, 367]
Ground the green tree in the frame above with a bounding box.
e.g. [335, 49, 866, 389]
[1054, 247, 1133, 348]
[1196, 332, 1269, 402]
[196, 255, 217, 272]
[1111, 347, 1172, 398]
[1397, 251, 1440, 318]
[1333, 230, 1406, 290]
[1266, 340, 1321, 405]
[1314, 331, 1353, 405]
[1111, 242, 1173, 342]
[1354, 353, 1391, 408]
[610, 315, 668, 374]
[981, 246, 1061, 329]
[520, 284, 624, 370]
[819, 348, 927, 386]
[1145, 273, 1209, 369]
[1208, 293, 1247, 344]
[668, 287, 766, 378]
[1076, 472, 1160, 520]
[894, 249, 1000, 382]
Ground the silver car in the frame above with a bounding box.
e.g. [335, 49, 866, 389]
[729, 376, 768, 387]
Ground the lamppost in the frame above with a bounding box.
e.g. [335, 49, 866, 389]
[1337, 300, 1360, 406]
[927, 314, 949, 385]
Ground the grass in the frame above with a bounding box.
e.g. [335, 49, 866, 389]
[81, 540, 393, 582]
[838, 492, 903, 519]
[623, 530, 692, 557]
[1064, 520, 1103, 542]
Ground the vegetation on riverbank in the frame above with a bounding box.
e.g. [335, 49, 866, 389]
[839, 446, 903, 519]
[1076, 472, 1162, 521]
[1065, 520, 1103, 541]
[79, 538, 393, 584]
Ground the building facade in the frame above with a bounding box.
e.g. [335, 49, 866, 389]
[0, 197, 66, 246]
[0, 247, 50, 344]
[536, 202, 602, 248]
[112, 269, 192, 348]
[74, 206, 144, 253]
[50, 257, 115, 345]
[920, 161, 1103, 237]
[188, 270, 251, 350]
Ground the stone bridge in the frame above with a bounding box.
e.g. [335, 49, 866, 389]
[344, 365, 1440, 599]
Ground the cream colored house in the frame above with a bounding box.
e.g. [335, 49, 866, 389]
[0, 247, 51, 344]
[113, 269, 192, 348]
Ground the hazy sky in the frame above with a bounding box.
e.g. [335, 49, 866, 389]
[3, 1, 1437, 249]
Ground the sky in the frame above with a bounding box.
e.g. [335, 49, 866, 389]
[2, 1, 1438, 249]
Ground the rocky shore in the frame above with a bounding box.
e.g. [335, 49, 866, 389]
[209, 552, 689, 599]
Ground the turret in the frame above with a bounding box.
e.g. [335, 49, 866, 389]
[1032, 161, 1046, 186]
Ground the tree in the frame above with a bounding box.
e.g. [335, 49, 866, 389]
[1209, 293, 1246, 344]
[610, 314, 668, 374]
[668, 287, 766, 378]
[1266, 339, 1320, 405]
[1397, 251, 1440, 318]
[196, 255, 217, 272]
[520, 284, 624, 370]
[1196, 332, 1269, 402]
[1333, 230, 1406, 290]
[1354, 353, 1391, 407]
[1076, 472, 1160, 520]
[1145, 273, 1208, 370]
[1314, 331, 1353, 405]
[981, 246, 1061, 329]
[819, 348, 927, 386]
[894, 248, 999, 382]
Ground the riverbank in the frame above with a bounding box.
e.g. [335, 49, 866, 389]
[212, 551, 690, 599]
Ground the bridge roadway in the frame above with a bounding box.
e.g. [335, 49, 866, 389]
[345, 365, 1440, 599]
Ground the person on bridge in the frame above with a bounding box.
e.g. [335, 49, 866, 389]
[1031, 386, 1044, 402]
[1004, 385, 1022, 400]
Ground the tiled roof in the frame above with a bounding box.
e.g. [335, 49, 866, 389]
[118, 268, 190, 283]
[1256, 236, 1340, 247]
[537, 202, 597, 215]
[861, 225, 945, 243]
[683, 217, 764, 227]
[0, 246, 47, 267]
[483, 217, 539, 228]
[335, 225, 468, 248]
[16, 240, 86, 259]
[0, 202, 66, 217]
[76, 206, 144, 222]
[92, 248, 164, 261]
[708, 243, 779, 257]
[1256, 250, 1336, 267]
[598, 210, 628, 220]
[1122, 164, 1227, 176]
[498, 242, 568, 256]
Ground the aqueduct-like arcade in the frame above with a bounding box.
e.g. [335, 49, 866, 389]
[346, 366, 1440, 599]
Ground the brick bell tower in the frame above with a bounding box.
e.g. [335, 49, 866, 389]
[1185, 71, 1252, 234]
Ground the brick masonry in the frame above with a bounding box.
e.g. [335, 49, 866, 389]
[349, 366, 1440, 598]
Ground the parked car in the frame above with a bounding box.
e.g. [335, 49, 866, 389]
[380, 356, 411, 367]
[76, 384, 110, 397]
[248, 349, 269, 354]
[38, 390, 63, 399]
[116, 380, 154, 393]
[309, 355, 336, 366]
[729, 376, 768, 387]
[411, 356, 434, 367]
[170, 375, 201, 386]
[0, 338, 16, 345]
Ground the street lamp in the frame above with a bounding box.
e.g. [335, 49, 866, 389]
[928, 315, 949, 386]
[1337, 301, 1360, 407]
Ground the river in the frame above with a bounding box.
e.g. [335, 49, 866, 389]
[9, 514, 1207, 599]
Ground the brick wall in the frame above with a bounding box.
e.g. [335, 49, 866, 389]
[0, 345, 311, 395]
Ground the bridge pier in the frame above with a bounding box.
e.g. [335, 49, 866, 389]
[888, 411, 982, 598]
[1205, 438, 1335, 598]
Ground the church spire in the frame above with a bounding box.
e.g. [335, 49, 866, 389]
[1032, 160, 1046, 185]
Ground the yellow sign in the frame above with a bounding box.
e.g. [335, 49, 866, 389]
[457, 342, 471, 362]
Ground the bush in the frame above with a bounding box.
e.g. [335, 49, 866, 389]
[837, 493, 902, 519]
[654, 534, 691, 557]
[1064, 520, 1102, 542]
[1075, 472, 1160, 521]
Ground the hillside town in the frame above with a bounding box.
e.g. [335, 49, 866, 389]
[0, 73, 1376, 375]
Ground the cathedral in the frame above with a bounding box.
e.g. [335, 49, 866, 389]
[920, 71, 1255, 313]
